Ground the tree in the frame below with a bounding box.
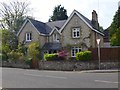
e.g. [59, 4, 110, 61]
[28, 42, 41, 61]
[0, 0, 31, 34]
[1, 29, 18, 61]
[2, 29, 18, 50]
[110, 27, 120, 46]
[49, 5, 68, 22]
[110, 6, 120, 46]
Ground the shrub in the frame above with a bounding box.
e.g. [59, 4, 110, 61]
[58, 50, 69, 60]
[7, 50, 24, 62]
[44, 53, 58, 61]
[76, 51, 92, 61]
[25, 57, 32, 65]
[0, 54, 8, 61]
[28, 42, 41, 61]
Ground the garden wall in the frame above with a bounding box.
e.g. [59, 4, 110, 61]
[1, 60, 119, 70]
[39, 61, 119, 71]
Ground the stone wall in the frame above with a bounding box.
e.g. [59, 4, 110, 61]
[0, 61, 30, 69]
[39, 61, 119, 71]
[1, 60, 119, 70]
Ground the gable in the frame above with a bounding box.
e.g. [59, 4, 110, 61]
[60, 10, 104, 36]
[17, 19, 41, 36]
[18, 20, 41, 43]
[49, 27, 61, 35]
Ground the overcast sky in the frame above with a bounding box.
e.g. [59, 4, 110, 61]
[0, 0, 119, 29]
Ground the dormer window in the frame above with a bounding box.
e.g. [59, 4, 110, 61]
[72, 28, 80, 38]
[26, 33, 32, 41]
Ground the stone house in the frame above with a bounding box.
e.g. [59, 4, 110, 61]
[17, 10, 104, 58]
[103, 27, 111, 47]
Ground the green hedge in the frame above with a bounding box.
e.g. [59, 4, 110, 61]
[44, 53, 58, 61]
[76, 51, 92, 61]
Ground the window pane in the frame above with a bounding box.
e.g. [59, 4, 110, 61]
[30, 33, 32, 40]
[75, 49, 78, 53]
[27, 34, 29, 40]
[79, 48, 81, 52]
[74, 32, 76, 37]
[77, 31, 80, 37]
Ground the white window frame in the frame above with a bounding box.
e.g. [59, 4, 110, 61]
[53, 33, 60, 42]
[26, 33, 32, 41]
[71, 47, 81, 57]
[72, 28, 80, 38]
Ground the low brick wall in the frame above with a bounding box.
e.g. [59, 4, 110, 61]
[39, 61, 119, 71]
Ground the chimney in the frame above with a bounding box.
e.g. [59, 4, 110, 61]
[92, 10, 99, 30]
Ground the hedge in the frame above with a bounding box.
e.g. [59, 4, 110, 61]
[76, 51, 92, 61]
[44, 53, 58, 61]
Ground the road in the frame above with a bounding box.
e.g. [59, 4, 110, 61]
[1, 67, 119, 88]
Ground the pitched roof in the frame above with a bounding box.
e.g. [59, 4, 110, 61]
[29, 19, 51, 35]
[46, 20, 66, 30]
[17, 10, 104, 36]
[103, 27, 110, 42]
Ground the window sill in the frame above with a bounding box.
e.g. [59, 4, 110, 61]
[26, 40, 32, 42]
[72, 37, 80, 39]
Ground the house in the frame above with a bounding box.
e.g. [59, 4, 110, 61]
[103, 27, 111, 47]
[17, 10, 104, 58]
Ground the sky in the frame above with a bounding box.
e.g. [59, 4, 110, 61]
[0, 0, 119, 29]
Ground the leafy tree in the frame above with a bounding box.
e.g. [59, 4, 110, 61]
[110, 27, 120, 46]
[0, 0, 31, 34]
[17, 42, 27, 55]
[28, 42, 41, 61]
[49, 5, 68, 22]
[110, 6, 120, 46]
[2, 29, 17, 50]
[1, 29, 18, 61]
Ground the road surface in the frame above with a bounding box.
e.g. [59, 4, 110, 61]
[1, 67, 119, 88]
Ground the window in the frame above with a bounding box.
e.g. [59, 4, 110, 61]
[53, 33, 60, 42]
[71, 47, 81, 57]
[26, 33, 32, 41]
[72, 28, 80, 38]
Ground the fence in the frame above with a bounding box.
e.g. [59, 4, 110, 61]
[89, 47, 120, 62]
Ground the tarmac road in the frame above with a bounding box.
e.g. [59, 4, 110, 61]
[1, 67, 119, 88]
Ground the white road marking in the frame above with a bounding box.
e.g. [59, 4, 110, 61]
[95, 80, 118, 84]
[45, 75, 67, 79]
[24, 73, 43, 77]
[24, 73, 67, 79]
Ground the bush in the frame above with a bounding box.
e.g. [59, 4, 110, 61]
[7, 50, 24, 62]
[44, 53, 58, 61]
[0, 54, 8, 61]
[76, 51, 92, 61]
[58, 50, 69, 60]
[25, 57, 32, 65]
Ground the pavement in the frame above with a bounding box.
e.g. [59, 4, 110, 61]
[80, 69, 120, 73]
